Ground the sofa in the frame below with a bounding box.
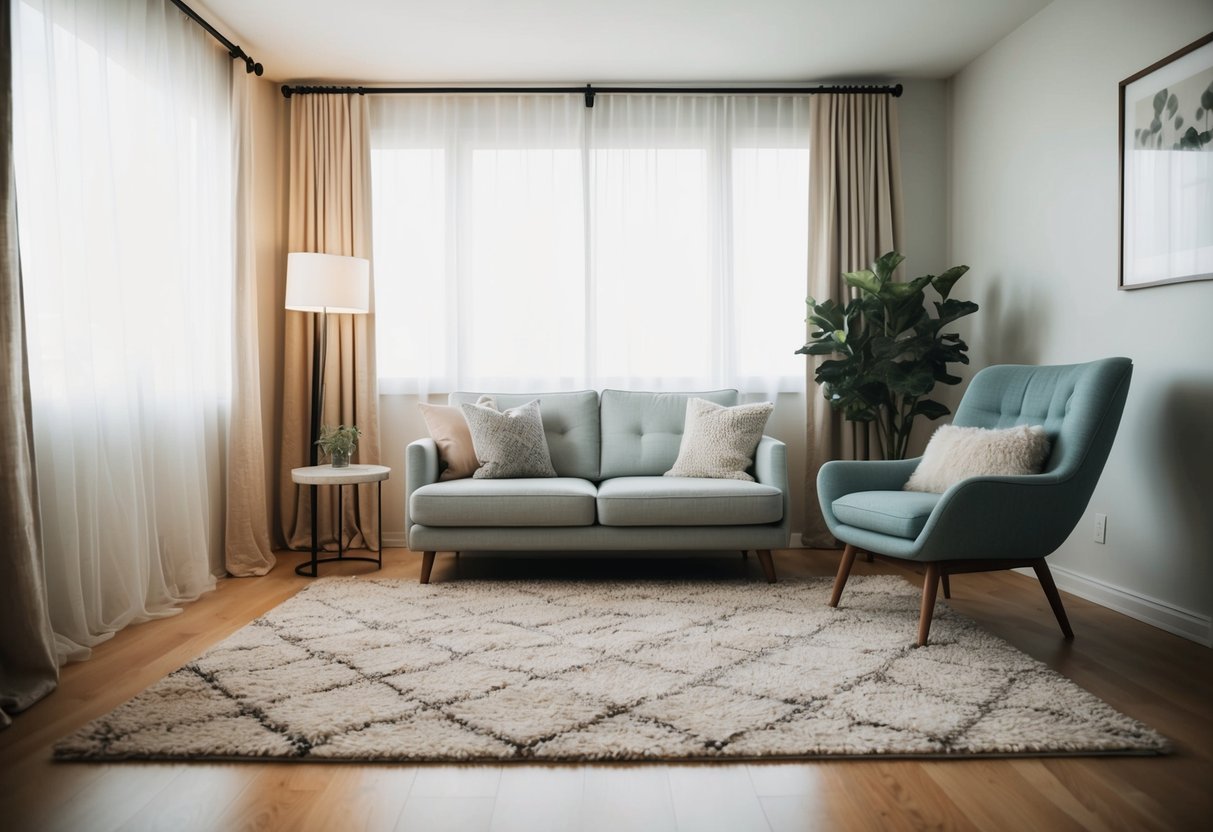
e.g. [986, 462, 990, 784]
[405, 389, 790, 583]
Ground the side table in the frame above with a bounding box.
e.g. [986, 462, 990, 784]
[292, 464, 390, 577]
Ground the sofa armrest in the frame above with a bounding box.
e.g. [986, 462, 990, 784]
[406, 438, 440, 502]
[753, 436, 787, 491]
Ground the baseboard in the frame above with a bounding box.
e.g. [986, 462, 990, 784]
[1015, 565, 1212, 647]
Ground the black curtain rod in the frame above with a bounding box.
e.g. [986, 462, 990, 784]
[280, 82, 903, 106]
[168, 0, 263, 75]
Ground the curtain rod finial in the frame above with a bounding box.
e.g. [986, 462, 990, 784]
[282, 85, 293, 99]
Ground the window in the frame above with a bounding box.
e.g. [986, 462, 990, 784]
[371, 94, 809, 394]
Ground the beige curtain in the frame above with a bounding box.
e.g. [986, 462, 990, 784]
[280, 94, 380, 551]
[225, 68, 275, 576]
[1, 0, 59, 727]
[802, 93, 903, 548]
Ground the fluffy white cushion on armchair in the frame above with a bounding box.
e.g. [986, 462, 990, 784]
[904, 423, 1050, 494]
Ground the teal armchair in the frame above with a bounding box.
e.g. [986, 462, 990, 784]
[819, 357, 1133, 646]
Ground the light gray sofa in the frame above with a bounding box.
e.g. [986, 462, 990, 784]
[405, 389, 789, 583]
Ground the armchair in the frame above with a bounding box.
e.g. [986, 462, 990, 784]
[819, 357, 1133, 646]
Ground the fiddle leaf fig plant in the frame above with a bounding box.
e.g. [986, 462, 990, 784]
[796, 251, 978, 460]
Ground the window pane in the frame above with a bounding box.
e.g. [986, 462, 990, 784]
[732, 147, 810, 387]
[464, 148, 585, 386]
[372, 148, 447, 389]
[592, 148, 712, 384]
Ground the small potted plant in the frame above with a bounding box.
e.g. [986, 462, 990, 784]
[315, 424, 362, 468]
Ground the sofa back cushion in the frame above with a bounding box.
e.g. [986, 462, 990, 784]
[599, 389, 738, 479]
[449, 390, 600, 480]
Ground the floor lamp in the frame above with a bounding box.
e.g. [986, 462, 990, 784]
[284, 252, 371, 467]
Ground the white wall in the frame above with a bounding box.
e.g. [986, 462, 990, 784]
[376, 81, 952, 548]
[949, 0, 1213, 642]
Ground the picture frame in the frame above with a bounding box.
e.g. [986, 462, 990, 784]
[1119, 31, 1213, 290]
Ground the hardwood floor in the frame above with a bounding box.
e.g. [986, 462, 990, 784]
[1, 548, 1209, 831]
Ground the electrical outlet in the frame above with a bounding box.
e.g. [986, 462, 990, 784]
[1094, 513, 1107, 544]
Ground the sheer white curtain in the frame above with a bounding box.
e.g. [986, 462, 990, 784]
[370, 93, 810, 396]
[12, 0, 231, 661]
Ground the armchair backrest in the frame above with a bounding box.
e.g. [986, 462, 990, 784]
[952, 357, 1133, 489]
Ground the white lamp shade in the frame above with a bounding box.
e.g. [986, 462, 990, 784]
[284, 252, 370, 313]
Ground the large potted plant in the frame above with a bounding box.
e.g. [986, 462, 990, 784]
[796, 251, 978, 460]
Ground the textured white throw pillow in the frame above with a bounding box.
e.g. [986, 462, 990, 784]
[460, 398, 557, 479]
[664, 398, 774, 482]
[904, 424, 1051, 494]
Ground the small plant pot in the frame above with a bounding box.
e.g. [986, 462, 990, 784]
[330, 449, 351, 468]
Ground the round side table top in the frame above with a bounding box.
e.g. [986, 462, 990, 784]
[292, 464, 391, 485]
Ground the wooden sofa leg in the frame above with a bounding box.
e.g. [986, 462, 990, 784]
[1034, 560, 1074, 639]
[420, 551, 436, 584]
[756, 550, 777, 583]
[917, 562, 941, 647]
[829, 544, 858, 607]
[941, 571, 951, 599]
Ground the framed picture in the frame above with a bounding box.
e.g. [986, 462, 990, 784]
[1119, 32, 1213, 290]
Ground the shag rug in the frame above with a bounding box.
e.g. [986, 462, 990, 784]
[56, 576, 1169, 762]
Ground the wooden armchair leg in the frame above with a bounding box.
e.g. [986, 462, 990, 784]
[829, 544, 858, 607]
[941, 571, 951, 599]
[420, 551, 436, 584]
[756, 550, 777, 583]
[1033, 560, 1074, 639]
[917, 562, 942, 647]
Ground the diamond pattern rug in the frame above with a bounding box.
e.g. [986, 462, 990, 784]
[55, 575, 1169, 761]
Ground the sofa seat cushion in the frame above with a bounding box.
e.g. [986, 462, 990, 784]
[597, 477, 783, 527]
[831, 491, 941, 540]
[411, 478, 597, 527]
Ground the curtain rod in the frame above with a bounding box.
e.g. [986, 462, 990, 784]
[280, 82, 903, 106]
[167, 0, 263, 75]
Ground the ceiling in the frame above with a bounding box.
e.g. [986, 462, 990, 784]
[199, 0, 1051, 85]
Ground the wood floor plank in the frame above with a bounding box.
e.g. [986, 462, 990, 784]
[489, 766, 584, 832]
[667, 764, 770, 832]
[1, 548, 1209, 832]
[581, 765, 677, 832]
[394, 796, 495, 832]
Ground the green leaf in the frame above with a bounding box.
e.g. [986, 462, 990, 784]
[911, 399, 951, 419]
[1174, 115, 1184, 130]
[796, 342, 839, 356]
[934, 298, 979, 327]
[843, 269, 882, 296]
[1166, 93, 1178, 118]
[882, 274, 932, 301]
[930, 264, 970, 300]
[1202, 88, 1213, 111]
[872, 251, 906, 282]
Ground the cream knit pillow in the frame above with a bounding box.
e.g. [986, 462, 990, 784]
[664, 398, 774, 482]
[904, 424, 1051, 494]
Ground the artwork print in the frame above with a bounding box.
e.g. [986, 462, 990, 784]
[1119, 33, 1213, 289]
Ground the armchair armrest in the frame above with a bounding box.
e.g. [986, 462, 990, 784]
[817, 457, 921, 506]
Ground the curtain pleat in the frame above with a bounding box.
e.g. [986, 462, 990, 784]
[0, 0, 59, 728]
[802, 94, 903, 548]
[280, 94, 380, 551]
[225, 67, 274, 576]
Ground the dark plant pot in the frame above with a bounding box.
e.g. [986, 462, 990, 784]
[331, 449, 351, 468]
